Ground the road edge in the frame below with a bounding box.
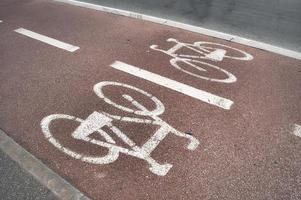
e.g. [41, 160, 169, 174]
[54, 0, 301, 60]
[0, 129, 90, 200]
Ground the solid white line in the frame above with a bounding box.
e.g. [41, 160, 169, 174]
[111, 61, 233, 110]
[54, 0, 301, 60]
[14, 28, 79, 52]
[292, 124, 301, 138]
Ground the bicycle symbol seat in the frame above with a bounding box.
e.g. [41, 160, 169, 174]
[41, 81, 199, 176]
[150, 38, 253, 83]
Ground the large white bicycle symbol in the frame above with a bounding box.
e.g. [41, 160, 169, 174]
[150, 38, 253, 83]
[41, 81, 199, 176]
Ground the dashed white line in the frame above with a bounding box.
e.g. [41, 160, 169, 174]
[14, 28, 79, 52]
[111, 61, 233, 110]
[292, 124, 301, 138]
[0, 20, 2, 23]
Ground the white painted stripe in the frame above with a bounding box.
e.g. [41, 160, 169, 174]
[111, 61, 233, 110]
[292, 124, 301, 138]
[0, 20, 2, 23]
[14, 28, 79, 52]
[54, 0, 301, 60]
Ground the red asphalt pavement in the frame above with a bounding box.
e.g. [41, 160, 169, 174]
[0, 0, 301, 199]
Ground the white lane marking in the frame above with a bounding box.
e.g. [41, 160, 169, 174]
[292, 124, 301, 138]
[14, 28, 79, 52]
[111, 61, 233, 110]
[54, 0, 301, 60]
[41, 81, 200, 176]
[0, 20, 2, 23]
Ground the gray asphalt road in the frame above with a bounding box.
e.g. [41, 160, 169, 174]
[0, 150, 57, 200]
[82, 0, 301, 52]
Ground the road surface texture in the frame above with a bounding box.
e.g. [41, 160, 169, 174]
[83, 0, 301, 52]
[0, 149, 57, 200]
[0, 0, 300, 199]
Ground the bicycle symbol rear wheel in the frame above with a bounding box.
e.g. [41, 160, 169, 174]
[170, 57, 237, 83]
[41, 113, 120, 164]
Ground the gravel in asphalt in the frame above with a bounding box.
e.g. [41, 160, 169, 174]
[0, 149, 57, 200]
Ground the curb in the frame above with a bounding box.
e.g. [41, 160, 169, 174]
[54, 0, 301, 60]
[0, 129, 91, 200]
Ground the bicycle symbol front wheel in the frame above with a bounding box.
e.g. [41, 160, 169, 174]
[93, 81, 165, 116]
[194, 41, 253, 61]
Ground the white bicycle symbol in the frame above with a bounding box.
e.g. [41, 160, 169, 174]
[150, 38, 253, 83]
[41, 81, 199, 176]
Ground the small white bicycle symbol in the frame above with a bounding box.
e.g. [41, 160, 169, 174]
[150, 38, 253, 83]
[41, 81, 199, 176]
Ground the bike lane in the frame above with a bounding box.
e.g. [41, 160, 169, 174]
[0, 0, 301, 199]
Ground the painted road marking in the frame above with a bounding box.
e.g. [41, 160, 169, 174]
[205, 49, 226, 61]
[0, 20, 2, 23]
[292, 124, 301, 138]
[150, 38, 254, 83]
[152, 38, 254, 61]
[14, 28, 79, 52]
[111, 61, 233, 110]
[41, 81, 199, 176]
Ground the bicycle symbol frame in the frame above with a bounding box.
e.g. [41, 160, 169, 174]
[41, 81, 199, 176]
